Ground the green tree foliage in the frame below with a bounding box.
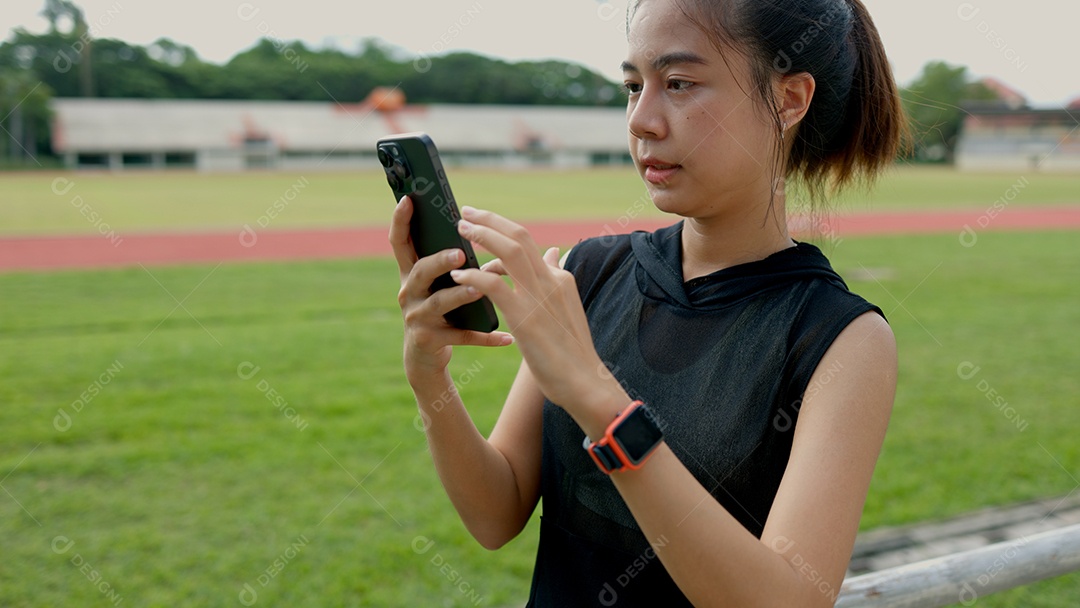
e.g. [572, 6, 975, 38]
[0, 35, 57, 165]
[900, 61, 1001, 163]
[0, 66, 54, 164]
[0, 24, 625, 164]
[0, 28, 623, 106]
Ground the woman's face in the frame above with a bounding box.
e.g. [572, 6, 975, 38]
[623, 0, 778, 219]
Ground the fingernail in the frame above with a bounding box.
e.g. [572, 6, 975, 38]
[461, 206, 476, 217]
[447, 250, 461, 264]
[465, 285, 479, 296]
[450, 269, 463, 279]
[500, 334, 515, 346]
[457, 220, 473, 235]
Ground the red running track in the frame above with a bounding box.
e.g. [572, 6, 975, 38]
[2, 205, 1079, 272]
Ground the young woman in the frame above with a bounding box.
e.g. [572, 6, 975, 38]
[391, 0, 905, 604]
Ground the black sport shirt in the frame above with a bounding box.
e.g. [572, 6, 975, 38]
[527, 221, 883, 606]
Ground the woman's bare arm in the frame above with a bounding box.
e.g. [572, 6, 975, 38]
[415, 358, 545, 550]
[391, 195, 544, 550]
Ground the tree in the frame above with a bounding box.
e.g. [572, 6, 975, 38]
[39, 0, 92, 95]
[39, 0, 81, 33]
[148, 38, 200, 67]
[901, 61, 999, 163]
[0, 1, 628, 166]
[0, 67, 54, 164]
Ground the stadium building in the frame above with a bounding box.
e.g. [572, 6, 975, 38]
[955, 103, 1080, 173]
[50, 91, 632, 172]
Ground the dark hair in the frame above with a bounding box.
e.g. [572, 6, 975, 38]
[635, 0, 908, 198]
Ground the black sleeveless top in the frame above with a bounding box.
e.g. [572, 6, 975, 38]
[526, 222, 882, 606]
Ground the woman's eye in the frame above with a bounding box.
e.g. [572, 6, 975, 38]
[668, 79, 694, 92]
[624, 82, 642, 95]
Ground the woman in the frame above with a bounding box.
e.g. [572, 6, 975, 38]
[391, 0, 904, 604]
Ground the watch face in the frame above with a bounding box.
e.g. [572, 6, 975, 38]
[614, 407, 663, 463]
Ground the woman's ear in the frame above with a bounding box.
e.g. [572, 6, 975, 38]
[776, 72, 815, 129]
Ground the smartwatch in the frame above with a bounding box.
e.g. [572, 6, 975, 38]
[584, 401, 663, 473]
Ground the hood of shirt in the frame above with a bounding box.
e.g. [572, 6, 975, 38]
[629, 221, 851, 310]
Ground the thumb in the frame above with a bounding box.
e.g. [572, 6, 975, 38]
[542, 247, 561, 267]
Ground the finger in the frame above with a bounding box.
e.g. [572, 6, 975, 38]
[389, 196, 418, 279]
[449, 266, 511, 295]
[449, 267, 515, 305]
[409, 324, 513, 356]
[480, 258, 507, 276]
[403, 249, 466, 301]
[460, 206, 547, 276]
[423, 283, 486, 318]
[542, 247, 561, 268]
[456, 219, 540, 287]
[454, 329, 515, 348]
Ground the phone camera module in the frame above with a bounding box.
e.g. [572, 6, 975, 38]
[377, 147, 394, 168]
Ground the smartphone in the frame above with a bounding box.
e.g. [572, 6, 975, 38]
[377, 132, 499, 333]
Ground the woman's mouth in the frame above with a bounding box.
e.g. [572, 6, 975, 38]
[643, 161, 681, 185]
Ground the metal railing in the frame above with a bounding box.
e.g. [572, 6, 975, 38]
[836, 523, 1080, 607]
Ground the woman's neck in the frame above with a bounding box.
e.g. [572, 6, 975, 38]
[680, 196, 795, 282]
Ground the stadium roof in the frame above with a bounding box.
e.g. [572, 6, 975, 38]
[51, 98, 630, 154]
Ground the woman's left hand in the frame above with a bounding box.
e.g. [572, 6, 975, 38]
[449, 206, 626, 416]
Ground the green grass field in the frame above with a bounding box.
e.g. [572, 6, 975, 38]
[1, 168, 1079, 605]
[1, 165, 1078, 236]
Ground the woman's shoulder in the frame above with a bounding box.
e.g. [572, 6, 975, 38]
[563, 232, 634, 274]
[565, 222, 681, 275]
[560, 231, 641, 307]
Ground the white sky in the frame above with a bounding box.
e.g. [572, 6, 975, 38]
[1, 0, 1074, 107]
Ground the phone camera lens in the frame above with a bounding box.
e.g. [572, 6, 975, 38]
[377, 148, 393, 168]
[386, 172, 402, 191]
[393, 162, 410, 182]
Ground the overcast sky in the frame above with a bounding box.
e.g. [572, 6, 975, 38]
[1, 0, 1073, 107]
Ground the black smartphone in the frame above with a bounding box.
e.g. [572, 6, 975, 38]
[377, 132, 499, 333]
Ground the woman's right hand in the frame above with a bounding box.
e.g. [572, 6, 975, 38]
[390, 195, 515, 383]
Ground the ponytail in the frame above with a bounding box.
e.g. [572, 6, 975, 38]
[819, 0, 907, 191]
[671, 0, 909, 198]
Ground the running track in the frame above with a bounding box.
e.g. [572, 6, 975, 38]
[2, 205, 1079, 272]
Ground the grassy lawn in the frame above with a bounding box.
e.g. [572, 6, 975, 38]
[0, 168, 656, 236]
[828, 165, 1078, 212]
[1, 165, 1077, 236]
[1, 228, 1078, 606]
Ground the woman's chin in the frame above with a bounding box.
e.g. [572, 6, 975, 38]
[645, 189, 691, 217]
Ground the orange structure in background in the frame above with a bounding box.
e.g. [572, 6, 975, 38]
[365, 87, 406, 112]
